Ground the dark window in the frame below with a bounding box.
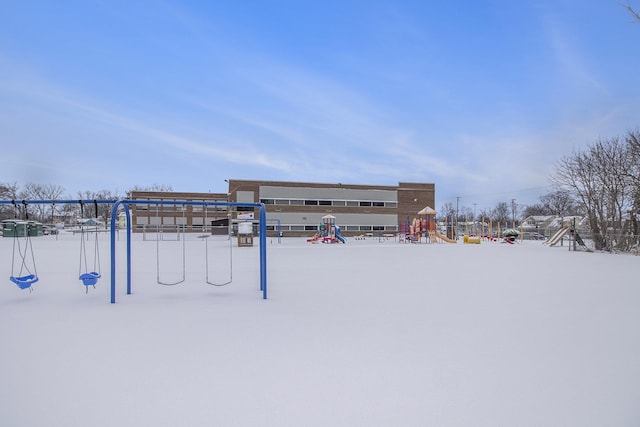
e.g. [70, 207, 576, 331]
[372, 202, 385, 207]
[319, 200, 332, 206]
[359, 201, 372, 207]
[260, 199, 274, 205]
[305, 225, 318, 231]
[237, 206, 255, 212]
[304, 200, 318, 206]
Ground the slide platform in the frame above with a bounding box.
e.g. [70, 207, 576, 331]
[547, 227, 569, 246]
[435, 231, 456, 243]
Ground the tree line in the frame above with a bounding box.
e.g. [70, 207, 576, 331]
[0, 183, 173, 225]
[440, 129, 640, 252]
[552, 130, 640, 250]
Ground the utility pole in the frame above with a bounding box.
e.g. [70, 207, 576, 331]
[511, 199, 516, 229]
[473, 203, 477, 235]
[456, 196, 460, 239]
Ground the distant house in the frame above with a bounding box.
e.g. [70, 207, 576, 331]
[118, 212, 128, 229]
[78, 218, 105, 228]
[521, 215, 557, 231]
[546, 216, 587, 230]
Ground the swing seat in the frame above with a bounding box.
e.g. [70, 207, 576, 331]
[10, 274, 39, 289]
[79, 272, 101, 286]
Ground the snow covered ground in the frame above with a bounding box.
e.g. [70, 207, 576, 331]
[1, 232, 639, 427]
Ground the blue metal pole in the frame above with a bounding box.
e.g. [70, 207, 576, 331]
[259, 204, 267, 298]
[125, 204, 132, 295]
[0, 199, 117, 205]
[109, 200, 121, 304]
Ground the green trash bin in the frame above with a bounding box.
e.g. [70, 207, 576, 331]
[1, 220, 43, 237]
[27, 221, 43, 237]
[1, 220, 28, 237]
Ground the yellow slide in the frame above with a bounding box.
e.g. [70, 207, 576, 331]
[435, 231, 456, 243]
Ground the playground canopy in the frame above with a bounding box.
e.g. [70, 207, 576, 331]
[417, 206, 437, 215]
[503, 228, 520, 237]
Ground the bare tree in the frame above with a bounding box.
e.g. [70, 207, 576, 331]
[22, 184, 70, 224]
[21, 183, 67, 222]
[0, 182, 19, 220]
[58, 204, 78, 227]
[522, 203, 547, 218]
[22, 183, 45, 221]
[439, 202, 456, 221]
[74, 189, 119, 227]
[491, 202, 511, 226]
[522, 190, 580, 218]
[625, 129, 640, 243]
[554, 147, 604, 249]
[459, 206, 473, 224]
[478, 208, 492, 221]
[623, 2, 640, 21]
[540, 190, 580, 216]
[438, 202, 457, 238]
[127, 183, 173, 198]
[95, 189, 118, 227]
[552, 137, 633, 250]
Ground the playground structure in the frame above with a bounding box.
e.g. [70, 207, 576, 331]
[0, 199, 268, 303]
[399, 217, 428, 243]
[433, 214, 530, 245]
[400, 207, 456, 244]
[463, 235, 481, 244]
[545, 218, 590, 251]
[546, 227, 569, 246]
[307, 214, 346, 244]
[501, 228, 519, 244]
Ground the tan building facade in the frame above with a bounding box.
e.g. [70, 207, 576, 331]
[227, 179, 435, 237]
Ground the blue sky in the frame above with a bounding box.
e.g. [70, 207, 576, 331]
[1, 1, 639, 211]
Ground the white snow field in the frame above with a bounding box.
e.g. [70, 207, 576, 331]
[1, 232, 639, 427]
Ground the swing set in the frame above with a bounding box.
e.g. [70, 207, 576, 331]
[0, 198, 269, 303]
[8, 201, 39, 291]
[153, 202, 233, 287]
[78, 200, 102, 292]
[110, 199, 267, 303]
[2, 199, 114, 294]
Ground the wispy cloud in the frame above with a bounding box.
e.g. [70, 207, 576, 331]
[541, 13, 609, 95]
[0, 57, 295, 174]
